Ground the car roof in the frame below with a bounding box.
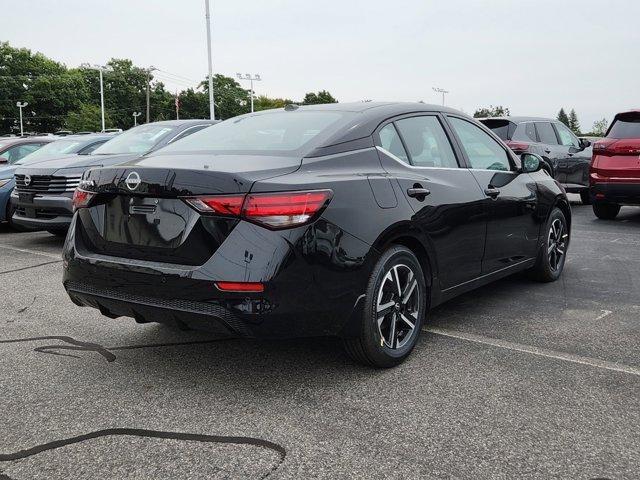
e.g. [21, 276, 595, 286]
[0, 136, 55, 147]
[146, 119, 218, 127]
[477, 116, 558, 123]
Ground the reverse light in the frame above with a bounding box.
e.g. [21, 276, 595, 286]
[72, 188, 95, 211]
[184, 189, 333, 229]
[215, 281, 265, 292]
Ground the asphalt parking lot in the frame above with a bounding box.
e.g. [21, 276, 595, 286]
[0, 200, 639, 480]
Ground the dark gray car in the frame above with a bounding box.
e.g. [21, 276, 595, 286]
[12, 120, 216, 235]
[479, 117, 592, 203]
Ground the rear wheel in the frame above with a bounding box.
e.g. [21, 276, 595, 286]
[579, 190, 591, 205]
[343, 245, 427, 368]
[529, 208, 569, 283]
[593, 202, 620, 220]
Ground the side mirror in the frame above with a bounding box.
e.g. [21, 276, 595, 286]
[0, 156, 8, 164]
[520, 153, 542, 173]
[579, 138, 591, 149]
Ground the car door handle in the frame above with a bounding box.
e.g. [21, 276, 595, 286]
[407, 187, 431, 198]
[484, 187, 501, 199]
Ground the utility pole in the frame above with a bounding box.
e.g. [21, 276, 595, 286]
[146, 66, 157, 123]
[432, 87, 450, 106]
[205, 0, 215, 120]
[236, 73, 261, 112]
[16, 102, 28, 136]
[175, 91, 180, 120]
[132, 111, 141, 127]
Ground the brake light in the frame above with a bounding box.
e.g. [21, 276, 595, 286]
[505, 141, 530, 153]
[184, 189, 333, 229]
[72, 189, 95, 211]
[215, 281, 265, 292]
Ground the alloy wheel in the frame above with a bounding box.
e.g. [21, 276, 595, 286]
[376, 264, 420, 349]
[547, 218, 567, 272]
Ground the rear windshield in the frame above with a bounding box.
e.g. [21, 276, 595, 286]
[608, 113, 640, 139]
[92, 124, 175, 155]
[479, 120, 514, 141]
[158, 111, 349, 155]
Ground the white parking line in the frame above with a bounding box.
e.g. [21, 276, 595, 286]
[0, 244, 61, 260]
[424, 327, 640, 377]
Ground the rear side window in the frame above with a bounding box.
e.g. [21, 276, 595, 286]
[379, 123, 409, 163]
[479, 120, 514, 141]
[535, 122, 559, 145]
[608, 113, 640, 139]
[448, 117, 511, 171]
[512, 123, 538, 142]
[395, 116, 458, 168]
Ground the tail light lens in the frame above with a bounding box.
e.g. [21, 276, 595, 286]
[72, 189, 95, 211]
[215, 281, 265, 292]
[505, 141, 531, 153]
[184, 189, 333, 229]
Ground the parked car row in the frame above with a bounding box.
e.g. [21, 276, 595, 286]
[2, 104, 638, 367]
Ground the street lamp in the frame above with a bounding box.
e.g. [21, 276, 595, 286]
[432, 87, 450, 106]
[204, 0, 215, 120]
[236, 73, 261, 112]
[82, 64, 111, 132]
[133, 111, 142, 127]
[145, 66, 157, 123]
[16, 102, 28, 136]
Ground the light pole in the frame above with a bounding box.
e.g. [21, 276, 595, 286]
[236, 73, 261, 112]
[82, 64, 110, 132]
[16, 102, 28, 136]
[145, 66, 157, 123]
[133, 111, 141, 127]
[432, 87, 450, 106]
[204, 0, 216, 120]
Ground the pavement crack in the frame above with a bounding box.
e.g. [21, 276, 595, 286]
[0, 260, 62, 276]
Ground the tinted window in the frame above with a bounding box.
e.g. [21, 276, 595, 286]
[535, 122, 559, 145]
[92, 124, 175, 155]
[512, 123, 538, 142]
[159, 111, 349, 155]
[3, 144, 43, 163]
[554, 123, 579, 147]
[607, 113, 640, 139]
[479, 120, 514, 141]
[379, 123, 409, 164]
[395, 116, 458, 168]
[448, 117, 511, 171]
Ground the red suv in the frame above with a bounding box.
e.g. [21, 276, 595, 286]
[590, 110, 640, 219]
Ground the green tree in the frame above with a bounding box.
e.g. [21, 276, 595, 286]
[177, 88, 209, 119]
[64, 103, 110, 132]
[557, 108, 570, 128]
[568, 109, 581, 135]
[591, 118, 609, 136]
[254, 95, 295, 111]
[302, 90, 338, 105]
[200, 74, 250, 120]
[473, 105, 510, 118]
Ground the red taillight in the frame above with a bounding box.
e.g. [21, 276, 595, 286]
[594, 139, 640, 156]
[184, 189, 333, 229]
[505, 141, 530, 153]
[184, 194, 244, 216]
[215, 281, 265, 292]
[72, 189, 95, 211]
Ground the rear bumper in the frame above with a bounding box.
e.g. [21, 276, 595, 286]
[10, 191, 73, 230]
[62, 214, 374, 339]
[590, 182, 640, 205]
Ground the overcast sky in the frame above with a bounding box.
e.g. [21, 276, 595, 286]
[3, 0, 638, 128]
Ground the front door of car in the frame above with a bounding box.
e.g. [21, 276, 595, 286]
[446, 116, 540, 274]
[375, 114, 486, 290]
[553, 121, 590, 186]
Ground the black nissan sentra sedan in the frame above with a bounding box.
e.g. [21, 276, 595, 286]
[62, 103, 570, 367]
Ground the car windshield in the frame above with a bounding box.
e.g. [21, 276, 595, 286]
[15, 139, 83, 163]
[480, 120, 513, 141]
[608, 113, 640, 139]
[158, 111, 348, 155]
[92, 125, 174, 155]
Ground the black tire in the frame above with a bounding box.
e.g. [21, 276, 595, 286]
[592, 202, 620, 220]
[529, 207, 569, 283]
[47, 229, 68, 237]
[579, 190, 591, 205]
[343, 245, 427, 368]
